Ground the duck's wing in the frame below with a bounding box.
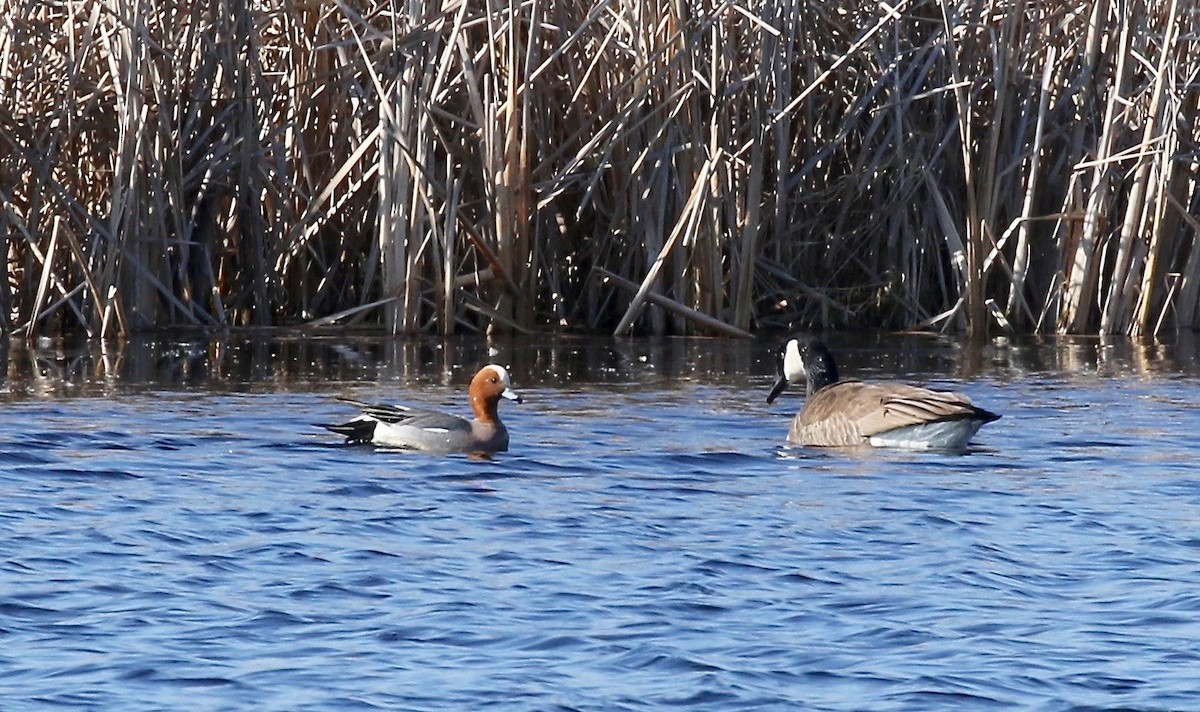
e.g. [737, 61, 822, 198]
[325, 398, 443, 444]
[336, 397, 437, 424]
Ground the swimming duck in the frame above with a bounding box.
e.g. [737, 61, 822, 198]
[325, 364, 521, 454]
[766, 337, 999, 450]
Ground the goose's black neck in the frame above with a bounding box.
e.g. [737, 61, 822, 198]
[803, 341, 840, 395]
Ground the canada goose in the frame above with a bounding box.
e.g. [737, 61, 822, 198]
[766, 337, 1000, 450]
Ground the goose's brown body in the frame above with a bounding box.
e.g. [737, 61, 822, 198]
[768, 338, 999, 450]
[787, 379, 996, 448]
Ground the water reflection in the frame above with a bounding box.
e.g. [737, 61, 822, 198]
[3, 331, 1200, 397]
[3, 331, 1200, 709]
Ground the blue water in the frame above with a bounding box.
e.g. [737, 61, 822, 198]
[2, 334, 1199, 710]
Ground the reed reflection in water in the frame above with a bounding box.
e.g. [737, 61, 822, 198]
[5, 331, 1200, 396]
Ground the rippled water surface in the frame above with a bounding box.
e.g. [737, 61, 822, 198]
[3, 334, 1200, 710]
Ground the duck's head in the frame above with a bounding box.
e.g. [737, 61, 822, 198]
[469, 364, 522, 421]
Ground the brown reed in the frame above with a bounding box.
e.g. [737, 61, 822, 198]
[0, 0, 1197, 338]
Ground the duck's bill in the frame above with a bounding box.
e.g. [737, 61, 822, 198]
[766, 376, 789, 405]
[502, 388, 523, 404]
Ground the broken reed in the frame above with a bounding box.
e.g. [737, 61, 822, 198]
[1, 0, 1197, 339]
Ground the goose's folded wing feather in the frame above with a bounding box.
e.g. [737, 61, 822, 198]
[802, 381, 984, 438]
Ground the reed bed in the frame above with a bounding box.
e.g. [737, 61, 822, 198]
[1, 0, 1197, 338]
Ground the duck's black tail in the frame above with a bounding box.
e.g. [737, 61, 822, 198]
[322, 418, 377, 444]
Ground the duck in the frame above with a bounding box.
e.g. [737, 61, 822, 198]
[766, 337, 999, 450]
[325, 364, 521, 454]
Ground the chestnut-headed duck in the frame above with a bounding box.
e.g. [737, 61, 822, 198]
[325, 364, 521, 455]
[766, 337, 999, 450]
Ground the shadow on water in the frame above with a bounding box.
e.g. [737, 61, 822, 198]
[4, 330, 1200, 396]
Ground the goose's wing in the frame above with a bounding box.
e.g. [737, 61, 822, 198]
[802, 381, 986, 438]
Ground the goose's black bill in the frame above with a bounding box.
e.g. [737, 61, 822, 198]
[766, 376, 790, 405]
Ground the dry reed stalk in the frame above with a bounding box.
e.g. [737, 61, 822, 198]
[1132, 121, 1179, 338]
[613, 152, 718, 336]
[481, 0, 534, 334]
[1131, 0, 1185, 337]
[597, 266, 752, 338]
[936, 0, 983, 337]
[26, 217, 62, 338]
[1170, 191, 1200, 329]
[1100, 0, 1177, 335]
[441, 171, 461, 336]
[1005, 46, 1057, 328]
[1057, 0, 1123, 334]
[2, 0, 1197, 338]
[360, 14, 411, 334]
